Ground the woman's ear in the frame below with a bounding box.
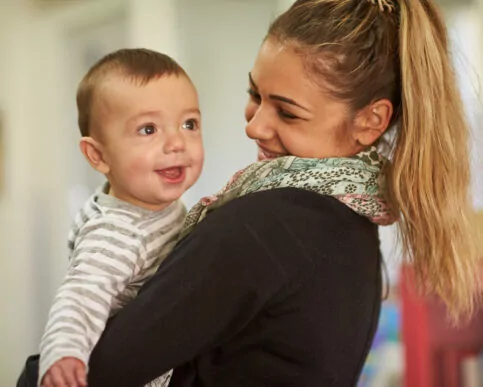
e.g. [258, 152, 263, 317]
[79, 137, 110, 174]
[353, 99, 393, 147]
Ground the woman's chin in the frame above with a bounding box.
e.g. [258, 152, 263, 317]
[257, 155, 273, 161]
[257, 149, 287, 161]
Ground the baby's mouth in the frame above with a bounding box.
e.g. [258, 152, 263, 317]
[156, 166, 185, 183]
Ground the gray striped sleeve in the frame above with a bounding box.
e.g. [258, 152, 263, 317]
[39, 216, 145, 384]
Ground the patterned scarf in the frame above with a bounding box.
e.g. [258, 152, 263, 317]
[180, 147, 396, 239]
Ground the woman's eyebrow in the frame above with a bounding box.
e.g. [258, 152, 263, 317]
[269, 95, 310, 112]
[248, 72, 310, 112]
[248, 72, 258, 89]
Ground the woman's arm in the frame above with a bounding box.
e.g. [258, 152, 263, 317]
[87, 191, 305, 387]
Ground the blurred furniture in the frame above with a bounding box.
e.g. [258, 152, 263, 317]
[400, 211, 483, 387]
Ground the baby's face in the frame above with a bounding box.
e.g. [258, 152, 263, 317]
[93, 74, 204, 211]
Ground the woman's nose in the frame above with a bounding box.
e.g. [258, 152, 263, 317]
[163, 129, 186, 154]
[245, 104, 275, 141]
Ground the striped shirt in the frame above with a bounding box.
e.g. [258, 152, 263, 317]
[39, 184, 186, 385]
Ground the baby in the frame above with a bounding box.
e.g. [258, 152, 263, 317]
[39, 48, 204, 387]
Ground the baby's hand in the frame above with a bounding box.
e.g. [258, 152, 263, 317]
[42, 357, 87, 387]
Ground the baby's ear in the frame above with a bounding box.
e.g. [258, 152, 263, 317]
[79, 137, 110, 174]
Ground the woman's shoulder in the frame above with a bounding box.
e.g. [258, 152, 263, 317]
[210, 187, 375, 229]
[194, 187, 379, 254]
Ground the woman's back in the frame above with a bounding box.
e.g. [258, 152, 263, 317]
[87, 188, 382, 386]
[172, 189, 382, 386]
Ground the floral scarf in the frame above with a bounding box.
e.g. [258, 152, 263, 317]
[180, 147, 396, 239]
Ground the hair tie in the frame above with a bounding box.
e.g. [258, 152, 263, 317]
[366, 0, 396, 13]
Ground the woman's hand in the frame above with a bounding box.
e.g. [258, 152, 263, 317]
[42, 357, 87, 387]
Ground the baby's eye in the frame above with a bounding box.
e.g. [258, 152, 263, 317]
[182, 119, 198, 131]
[138, 125, 156, 135]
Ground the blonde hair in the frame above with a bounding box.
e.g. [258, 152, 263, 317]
[269, 0, 480, 321]
[77, 48, 187, 137]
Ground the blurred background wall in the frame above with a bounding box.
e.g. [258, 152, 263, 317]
[0, 0, 481, 385]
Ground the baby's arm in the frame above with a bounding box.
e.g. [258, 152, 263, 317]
[39, 217, 144, 386]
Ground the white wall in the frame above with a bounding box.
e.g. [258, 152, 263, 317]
[276, 0, 295, 14]
[127, 0, 180, 58]
[0, 0, 55, 380]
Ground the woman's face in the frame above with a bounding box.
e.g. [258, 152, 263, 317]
[245, 38, 361, 161]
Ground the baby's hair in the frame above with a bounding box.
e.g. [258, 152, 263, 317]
[77, 48, 187, 137]
[270, 0, 480, 322]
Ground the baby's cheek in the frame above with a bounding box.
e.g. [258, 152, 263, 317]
[121, 152, 153, 176]
[196, 148, 205, 166]
[187, 140, 204, 164]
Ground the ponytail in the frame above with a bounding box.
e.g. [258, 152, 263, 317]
[389, 0, 480, 321]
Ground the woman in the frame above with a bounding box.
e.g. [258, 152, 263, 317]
[20, 0, 480, 386]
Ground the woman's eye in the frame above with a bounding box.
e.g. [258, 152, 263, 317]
[138, 125, 156, 135]
[278, 109, 298, 120]
[247, 88, 261, 103]
[182, 119, 198, 131]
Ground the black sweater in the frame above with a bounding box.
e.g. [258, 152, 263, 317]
[87, 188, 382, 387]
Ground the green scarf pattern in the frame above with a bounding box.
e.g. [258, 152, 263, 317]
[181, 147, 396, 239]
